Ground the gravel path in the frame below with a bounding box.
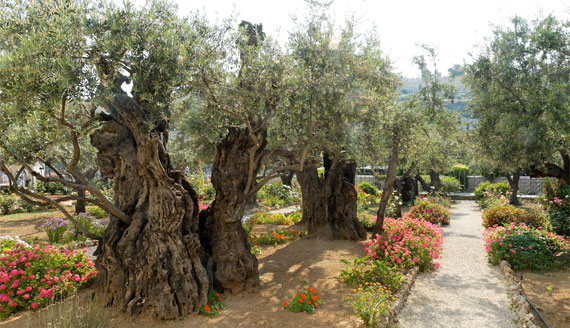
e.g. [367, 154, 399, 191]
[397, 200, 517, 328]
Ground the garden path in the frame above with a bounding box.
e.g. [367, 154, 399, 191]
[396, 200, 517, 328]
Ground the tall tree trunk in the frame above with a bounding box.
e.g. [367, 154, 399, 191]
[280, 170, 295, 187]
[297, 154, 365, 241]
[74, 176, 86, 214]
[505, 169, 521, 205]
[373, 137, 399, 235]
[199, 126, 266, 294]
[416, 173, 429, 192]
[429, 170, 441, 192]
[90, 95, 209, 319]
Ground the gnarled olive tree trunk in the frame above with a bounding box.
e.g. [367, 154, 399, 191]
[429, 170, 441, 192]
[297, 154, 365, 241]
[505, 169, 521, 205]
[199, 126, 266, 294]
[90, 94, 209, 319]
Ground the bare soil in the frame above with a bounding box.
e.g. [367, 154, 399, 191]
[2, 228, 371, 327]
[0, 210, 62, 242]
[517, 269, 570, 328]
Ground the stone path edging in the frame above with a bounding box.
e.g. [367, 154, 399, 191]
[379, 266, 420, 327]
[499, 261, 541, 328]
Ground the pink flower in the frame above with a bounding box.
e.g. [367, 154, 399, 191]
[31, 302, 38, 309]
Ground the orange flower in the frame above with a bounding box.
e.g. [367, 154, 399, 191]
[315, 302, 319, 308]
[299, 298, 304, 303]
[218, 297, 222, 301]
[301, 294, 306, 300]
[283, 302, 288, 307]
[308, 301, 311, 305]
[205, 305, 211, 313]
[215, 293, 220, 297]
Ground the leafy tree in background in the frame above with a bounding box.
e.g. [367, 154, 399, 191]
[464, 16, 570, 202]
[0, 0, 214, 318]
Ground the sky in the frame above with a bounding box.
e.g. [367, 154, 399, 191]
[136, 0, 570, 77]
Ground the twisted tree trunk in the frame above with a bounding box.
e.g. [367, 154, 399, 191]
[429, 170, 441, 192]
[199, 126, 266, 294]
[90, 94, 209, 319]
[505, 169, 521, 205]
[297, 154, 365, 241]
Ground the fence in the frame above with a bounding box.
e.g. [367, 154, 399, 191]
[354, 174, 545, 196]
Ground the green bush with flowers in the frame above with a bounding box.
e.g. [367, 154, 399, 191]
[483, 222, 569, 271]
[365, 217, 443, 271]
[283, 287, 321, 314]
[540, 178, 570, 237]
[474, 181, 510, 203]
[482, 204, 528, 228]
[406, 198, 450, 225]
[199, 289, 224, 317]
[0, 236, 97, 319]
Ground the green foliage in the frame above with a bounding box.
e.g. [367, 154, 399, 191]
[284, 287, 321, 314]
[0, 241, 97, 319]
[0, 194, 16, 215]
[199, 289, 224, 317]
[357, 186, 378, 209]
[347, 284, 393, 327]
[406, 198, 450, 225]
[482, 205, 528, 228]
[34, 181, 69, 195]
[86, 207, 107, 220]
[357, 182, 379, 196]
[42, 218, 69, 244]
[257, 181, 299, 207]
[440, 176, 461, 193]
[339, 256, 402, 291]
[540, 179, 570, 236]
[484, 223, 570, 271]
[474, 181, 510, 202]
[248, 230, 305, 246]
[357, 213, 377, 230]
[448, 164, 470, 191]
[250, 211, 301, 225]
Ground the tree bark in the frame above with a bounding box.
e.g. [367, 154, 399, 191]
[373, 137, 399, 235]
[505, 169, 521, 205]
[74, 176, 86, 214]
[529, 152, 570, 184]
[199, 125, 265, 294]
[297, 154, 365, 241]
[90, 93, 209, 319]
[429, 170, 441, 192]
[280, 171, 295, 187]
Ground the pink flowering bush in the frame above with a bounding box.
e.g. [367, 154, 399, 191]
[357, 213, 377, 230]
[405, 199, 450, 225]
[365, 218, 443, 271]
[0, 239, 97, 319]
[483, 222, 570, 271]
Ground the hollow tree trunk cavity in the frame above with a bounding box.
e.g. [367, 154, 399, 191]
[199, 125, 266, 294]
[90, 94, 209, 319]
[297, 154, 365, 241]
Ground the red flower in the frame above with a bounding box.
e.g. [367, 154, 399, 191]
[283, 302, 288, 307]
[205, 305, 211, 313]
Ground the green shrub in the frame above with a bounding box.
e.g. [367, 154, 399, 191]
[86, 206, 107, 219]
[34, 181, 69, 195]
[483, 223, 570, 271]
[474, 181, 510, 202]
[482, 205, 528, 228]
[339, 256, 402, 290]
[348, 285, 393, 327]
[540, 179, 570, 236]
[441, 176, 461, 193]
[448, 164, 470, 191]
[357, 182, 379, 196]
[0, 195, 16, 215]
[257, 181, 299, 207]
[357, 213, 377, 230]
[250, 212, 301, 225]
[406, 198, 450, 225]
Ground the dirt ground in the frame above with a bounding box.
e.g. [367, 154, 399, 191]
[0, 210, 63, 242]
[2, 233, 371, 328]
[517, 269, 570, 328]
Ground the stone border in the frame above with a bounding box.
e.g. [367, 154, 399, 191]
[378, 266, 420, 327]
[499, 260, 541, 328]
[55, 239, 98, 252]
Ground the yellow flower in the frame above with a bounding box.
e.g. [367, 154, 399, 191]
[352, 289, 357, 292]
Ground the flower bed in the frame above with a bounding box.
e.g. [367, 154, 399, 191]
[248, 230, 305, 247]
[405, 199, 450, 225]
[483, 222, 570, 271]
[0, 236, 96, 319]
[365, 218, 443, 271]
[250, 211, 301, 225]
